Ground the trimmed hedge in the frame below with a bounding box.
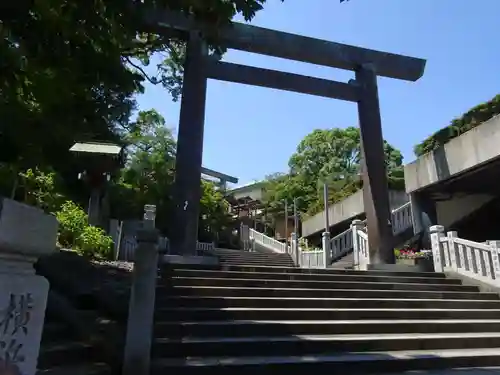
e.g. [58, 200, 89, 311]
[414, 94, 500, 157]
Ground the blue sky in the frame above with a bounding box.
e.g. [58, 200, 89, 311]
[137, 0, 500, 187]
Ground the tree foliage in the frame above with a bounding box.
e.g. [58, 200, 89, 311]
[263, 127, 405, 217]
[0, 0, 289, 181]
[414, 94, 500, 157]
[110, 109, 230, 240]
[1, 0, 351, 244]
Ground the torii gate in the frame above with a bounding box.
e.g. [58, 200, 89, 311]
[145, 11, 427, 262]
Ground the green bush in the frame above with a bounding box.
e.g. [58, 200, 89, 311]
[55, 200, 113, 259]
[19, 167, 65, 213]
[77, 225, 114, 259]
[414, 94, 500, 157]
[56, 201, 88, 248]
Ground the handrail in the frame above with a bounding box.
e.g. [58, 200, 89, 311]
[249, 227, 287, 253]
[432, 227, 500, 286]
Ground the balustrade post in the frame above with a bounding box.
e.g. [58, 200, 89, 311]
[447, 231, 459, 270]
[123, 205, 159, 375]
[322, 232, 331, 269]
[291, 232, 299, 266]
[488, 241, 500, 283]
[240, 224, 249, 251]
[0, 198, 58, 375]
[429, 225, 445, 272]
[351, 220, 364, 270]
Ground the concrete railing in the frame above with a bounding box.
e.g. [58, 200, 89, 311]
[300, 249, 325, 268]
[327, 202, 413, 269]
[391, 202, 413, 234]
[430, 225, 500, 286]
[330, 227, 354, 260]
[352, 220, 370, 270]
[248, 228, 288, 253]
[118, 235, 214, 261]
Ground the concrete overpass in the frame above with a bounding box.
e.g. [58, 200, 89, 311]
[302, 189, 409, 245]
[406, 114, 500, 243]
[302, 114, 500, 248]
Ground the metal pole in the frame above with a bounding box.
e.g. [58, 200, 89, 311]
[293, 198, 299, 265]
[284, 200, 288, 245]
[323, 183, 330, 233]
[293, 198, 299, 235]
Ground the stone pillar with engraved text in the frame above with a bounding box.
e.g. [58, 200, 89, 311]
[0, 198, 58, 375]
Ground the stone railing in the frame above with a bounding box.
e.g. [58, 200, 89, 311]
[322, 202, 413, 268]
[329, 227, 353, 260]
[391, 202, 413, 234]
[0, 198, 59, 375]
[300, 249, 325, 268]
[248, 227, 288, 253]
[430, 225, 500, 285]
[352, 219, 370, 270]
[118, 235, 214, 261]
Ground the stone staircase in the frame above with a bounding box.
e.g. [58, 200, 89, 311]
[208, 247, 296, 267]
[152, 263, 500, 374]
[37, 316, 110, 375]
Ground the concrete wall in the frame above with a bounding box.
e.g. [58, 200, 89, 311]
[230, 182, 265, 201]
[405, 115, 500, 193]
[436, 193, 495, 228]
[302, 189, 409, 238]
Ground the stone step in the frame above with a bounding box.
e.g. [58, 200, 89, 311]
[167, 285, 498, 300]
[215, 255, 294, 262]
[169, 276, 478, 292]
[217, 260, 294, 266]
[38, 341, 98, 369]
[170, 269, 462, 285]
[41, 322, 70, 343]
[213, 252, 293, 259]
[150, 348, 500, 374]
[164, 296, 500, 310]
[36, 363, 111, 375]
[155, 307, 500, 322]
[153, 332, 500, 358]
[163, 264, 447, 278]
[215, 257, 294, 263]
[213, 248, 289, 255]
[154, 319, 500, 338]
[216, 258, 293, 264]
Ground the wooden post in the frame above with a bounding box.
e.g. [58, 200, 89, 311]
[170, 30, 208, 256]
[356, 63, 394, 266]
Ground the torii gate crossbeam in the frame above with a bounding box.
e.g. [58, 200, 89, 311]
[149, 11, 426, 263]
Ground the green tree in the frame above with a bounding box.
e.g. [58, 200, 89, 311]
[0, 0, 289, 183]
[111, 109, 231, 240]
[110, 109, 177, 233]
[264, 127, 405, 217]
[199, 180, 231, 242]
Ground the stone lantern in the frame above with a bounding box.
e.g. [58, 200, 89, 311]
[69, 142, 124, 227]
